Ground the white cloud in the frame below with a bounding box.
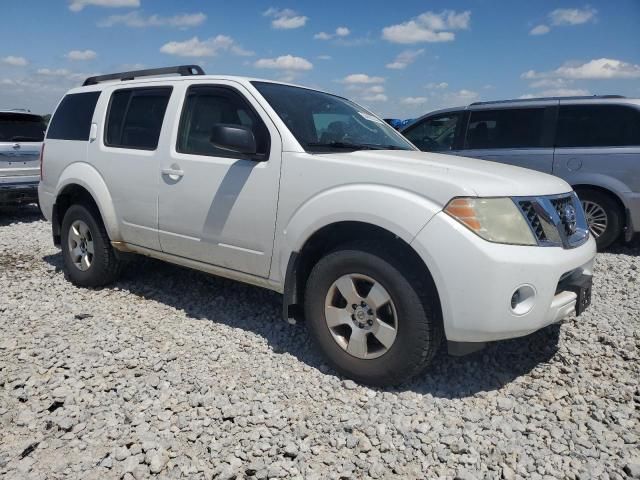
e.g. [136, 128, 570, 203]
[549, 7, 597, 26]
[342, 74, 385, 85]
[386, 49, 424, 69]
[425, 82, 448, 89]
[2, 56, 28, 66]
[529, 24, 550, 35]
[66, 49, 97, 61]
[37, 68, 72, 77]
[382, 10, 470, 44]
[254, 55, 313, 71]
[529, 78, 569, 89]
[362, 93, 388, 102]
[314, 26, 350, 40]
[160, 36, 253, 58]
[99, 11, 206, 28]
[401, 96, 428, 105]
[68, 0, 139, 12]
[442, 89, 479, 105]
[539, 88, 590, 96]
[523, 58, 640, 80]
[263, 8, 308, 30]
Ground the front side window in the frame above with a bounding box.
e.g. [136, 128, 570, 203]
[403, 113, 461, 152]
[105, 87, 172, 150]
[556, 105, 640, 148]
[0, 113, 45, 142]
[252, 82, 414, 152]
[464, 108, 546, 150]
[47, 91, 100, 141]
[177, 86, 269, 158]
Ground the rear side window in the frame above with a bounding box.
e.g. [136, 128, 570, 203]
[105, 87, 172, 150]
[556, 105, 640, 148]
[464, 108, 546, 149]
[47, 92, 100, 141]
[0, 113, 46, 142]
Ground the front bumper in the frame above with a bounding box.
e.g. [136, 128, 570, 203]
[0, 179, 39, 205]
[411, 212, 597, 343]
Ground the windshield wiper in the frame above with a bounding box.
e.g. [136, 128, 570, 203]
[306, 141, 409, 151]
[306, 141, 378, 150]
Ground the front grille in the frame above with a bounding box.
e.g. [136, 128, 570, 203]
[518, 200, 547, 242]
[514, 193, 588, 249]
[551, 196, 575, 237]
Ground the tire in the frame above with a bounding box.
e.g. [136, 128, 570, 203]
[304, 241, 443, 386]
[61, 204, 121, 287]
[576, 188, 623, 251]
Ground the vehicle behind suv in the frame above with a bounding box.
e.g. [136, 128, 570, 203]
[0, 110, 45, 207]
[401, 96, 640, 249]
[39, 66, 596, 386]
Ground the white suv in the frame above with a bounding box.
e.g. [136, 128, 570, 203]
[39, 66, 596, 386]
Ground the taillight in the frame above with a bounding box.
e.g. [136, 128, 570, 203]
[39, 143, 45, 180]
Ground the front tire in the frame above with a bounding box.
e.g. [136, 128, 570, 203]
[61, 204, 121, 287]
[304, 242, 442, 386]
[576, 189, 623, 251]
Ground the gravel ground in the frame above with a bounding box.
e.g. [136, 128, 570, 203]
[0, 205, 638, 480]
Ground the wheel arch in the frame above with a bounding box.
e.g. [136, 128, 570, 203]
[53, 163, 120, 245]
[282, 221, 441, 324]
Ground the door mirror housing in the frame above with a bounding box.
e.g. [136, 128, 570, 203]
[210, 124, 257, 156]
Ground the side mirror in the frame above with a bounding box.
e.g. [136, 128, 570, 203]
[210, 124, 257, 156]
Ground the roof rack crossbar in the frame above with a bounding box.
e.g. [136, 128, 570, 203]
[82, 65, 205, 86]
[469, 95, 626, 107]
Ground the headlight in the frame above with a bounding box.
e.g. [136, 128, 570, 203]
[444, 197, 537, 246]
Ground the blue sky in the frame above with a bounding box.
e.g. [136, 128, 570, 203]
[1, 0, 639, 117]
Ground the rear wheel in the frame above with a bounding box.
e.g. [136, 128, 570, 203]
[304, 242, 442, 386]
[61, 204, 121, 287]
[576, 188, 623, 251]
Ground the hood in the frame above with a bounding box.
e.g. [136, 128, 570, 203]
[319, 150, 571, 205]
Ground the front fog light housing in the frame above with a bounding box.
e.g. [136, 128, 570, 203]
[444, 197, 537, 246]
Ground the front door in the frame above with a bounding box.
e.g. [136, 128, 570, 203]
[157, 83, 281, 278]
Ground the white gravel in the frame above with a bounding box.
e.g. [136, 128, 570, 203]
[1, 205, 638, 480]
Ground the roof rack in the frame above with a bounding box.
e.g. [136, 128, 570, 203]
[82, 65, 205, 86]
[469, 95, 626, 106]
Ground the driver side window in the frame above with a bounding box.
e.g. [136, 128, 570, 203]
[177, 86, 269, 159]
[404, 113, 461, 152]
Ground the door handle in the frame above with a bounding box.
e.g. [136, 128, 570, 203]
[161, 167, 184, 179]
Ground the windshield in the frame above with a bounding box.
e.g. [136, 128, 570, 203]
[0, 113, 46, 142]
[252, 82, 415, 153]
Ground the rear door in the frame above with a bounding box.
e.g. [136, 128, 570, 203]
[458, 103, 557, 173]
[0, 112, 45, 184]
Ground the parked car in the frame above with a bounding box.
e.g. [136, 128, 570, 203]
[383, 118, 413, 130]
[0, 110, 45, 207]
[39, 66, 595, 386]
[401, 96, 640, 250]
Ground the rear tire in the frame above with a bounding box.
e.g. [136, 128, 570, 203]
[575, 188, 623, 251]
[304, 241, 442, 386]
[61, 204, 121, 287]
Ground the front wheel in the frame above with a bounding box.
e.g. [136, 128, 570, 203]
[61, 204, 121, 287]
[576, 189, 623, 251]
[304, 242, 442, 386]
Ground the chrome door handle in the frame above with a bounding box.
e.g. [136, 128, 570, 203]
[161, 168, 184, 178]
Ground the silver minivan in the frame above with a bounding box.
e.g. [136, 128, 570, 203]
[402, 96, 640, 249]
[0, 110, 45, 207]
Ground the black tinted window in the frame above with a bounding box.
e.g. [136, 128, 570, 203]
[0, 113, 45, 142]
[105, 87, 172, 150]
[47, 92, 100, 141]
[465, 108, 546, 149]
[177, 86, 269, 158]
[557, 105, 640, 147]
[403, 113, 461, 152]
